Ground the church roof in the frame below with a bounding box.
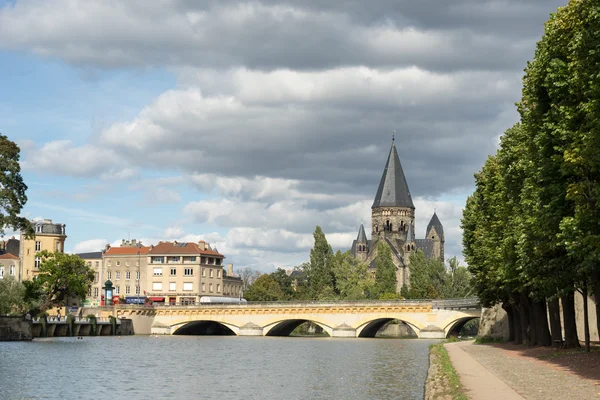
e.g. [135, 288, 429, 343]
[405, 223, 415, 242]
[356, 224, 367, 242]
[426, 212, 444, 237]
[415, 239, 434, 259]
[372, 139, 414, 209]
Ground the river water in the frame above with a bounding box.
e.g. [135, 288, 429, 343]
[0, 336, 437, 400]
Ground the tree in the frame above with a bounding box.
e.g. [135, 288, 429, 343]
[0, 134, 33, 237]
[331, 250, 370, 300]
[374, 242, 396, 297]
[407, 250, 448, 299]
[236, 267, 261, 292]
[0, 277, 25, 314]
[446, 257, 472, 298]
[244, 274, 285, 301]
[270, 268, 294, 299]
[35, 251, 94, 310]
[306, 226, 335, 298]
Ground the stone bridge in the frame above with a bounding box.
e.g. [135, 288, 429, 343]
[113, 298, 481, 338]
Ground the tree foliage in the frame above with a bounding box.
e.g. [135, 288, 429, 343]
[244, 274, 285, 301]
[0, 277, 26, 315]
[374, 242, 397, 297]
[34, 251, 94, 309]
[306, 226, 335, 298]
[0, 134, 33, 237]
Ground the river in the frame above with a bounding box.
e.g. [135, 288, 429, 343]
[0, 336, 438, 400]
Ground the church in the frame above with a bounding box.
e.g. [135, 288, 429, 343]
[350, 139, 445, 291]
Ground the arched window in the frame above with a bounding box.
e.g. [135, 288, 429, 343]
[411, 244, 415, 250]
[406, 245, 410, 251]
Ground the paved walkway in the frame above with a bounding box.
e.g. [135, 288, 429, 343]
[445, 341, 600, 400]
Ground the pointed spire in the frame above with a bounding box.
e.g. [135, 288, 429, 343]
[405, 223, 414, 242]
[426, 212, 444, 237]
[372, 139, 414, 209]
[356, 224, 367, 243]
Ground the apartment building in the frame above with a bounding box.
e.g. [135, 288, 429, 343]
[19, 219, 66, 280]
[103, 240, 150, 304]
[0, 253, 20, 281]
[76, 251, 102, 306]
[146, 240, 242, 305]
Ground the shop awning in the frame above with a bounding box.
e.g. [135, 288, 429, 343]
[149, 297, 165, 301]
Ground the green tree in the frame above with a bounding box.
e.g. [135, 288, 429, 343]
[35, 251, 94, 310]
[306, 226, 335, 298]
[270, 268, 294, 299]
[331, 250, 370, 300]
[374, 242, 397, 297]
[446, 257, 472, 298]
[407, 250, 447, 299]
[0, 277, 26, 314]
[0, 134, 33, 237]
[244, 274, 286, 301]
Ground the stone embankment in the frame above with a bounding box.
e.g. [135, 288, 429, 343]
[0, 316, 32, 341]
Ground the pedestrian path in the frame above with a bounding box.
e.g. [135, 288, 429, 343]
[445, 340, 600, 400]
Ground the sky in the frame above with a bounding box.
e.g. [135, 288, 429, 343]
[0, 0, 568, 272]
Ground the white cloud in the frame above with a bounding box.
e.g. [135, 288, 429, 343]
[163, 226, 184, 238]
[72, 238, 106, 254]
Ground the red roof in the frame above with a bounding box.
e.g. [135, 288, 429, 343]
[104, 246, 151, 256]
[148, 241, 223, 257]
[0, 253, 19, 260]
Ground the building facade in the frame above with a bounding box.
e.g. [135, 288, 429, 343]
[76, 251, 103, 306]
[146, 240, 242, 305]
[19, 219, 66, 280]
[102, 240, 149, 305]
[0, 253, 20, 281]
[350, 139, 445, 291]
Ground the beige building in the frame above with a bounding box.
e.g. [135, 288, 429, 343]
[103, 240, 150, 304]
[76, 251, 103, 306]
[146, 240, 242, 305]
[19, 219, 66, 280]
[0, 253, 20, 281]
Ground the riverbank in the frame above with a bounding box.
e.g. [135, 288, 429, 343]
[425, 341, 467, 400]
[439, 340, 600, 400]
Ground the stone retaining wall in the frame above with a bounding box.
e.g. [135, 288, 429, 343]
[0, 316, 32, 341]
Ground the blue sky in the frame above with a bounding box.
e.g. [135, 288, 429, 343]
[1, 0, 567, 271]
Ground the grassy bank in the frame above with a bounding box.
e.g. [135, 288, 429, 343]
[426, 341, 469, 400]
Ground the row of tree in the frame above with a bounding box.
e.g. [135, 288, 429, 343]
[462, 1, 600, 351]
[242, 226, 472, 302]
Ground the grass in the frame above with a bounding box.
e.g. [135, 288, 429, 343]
[474, 336, 505, 344]
[429, 342, 469, 400]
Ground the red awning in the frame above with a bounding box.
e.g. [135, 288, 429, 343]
[149, 297, 165, 301]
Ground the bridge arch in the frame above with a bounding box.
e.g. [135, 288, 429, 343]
[355, 316, 422, 338]
[171, 320, 240, 336]
[444, 316, 480, 338]
[263, 319, 333, 337]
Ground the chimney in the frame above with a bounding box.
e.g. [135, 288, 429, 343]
[227, 263, 233, 276]
[105, 244, 111, 251]
[198, 240, 206, 251]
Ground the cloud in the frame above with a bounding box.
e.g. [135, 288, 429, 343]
[72, 238, 107, 254]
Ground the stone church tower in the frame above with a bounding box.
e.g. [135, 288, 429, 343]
[350, 139, 445, 292]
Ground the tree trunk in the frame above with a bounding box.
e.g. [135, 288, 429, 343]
[533, 300, 552, 346]
[527, 296, 538, 346]
[547, 297, 563, 347]
[512, 305, 523, 344]
[561, 291, 580, 348]
[517, 293, 530, 345]
[581, 285, 591, 353]
[592, 270, 600, 345]
[502, 302, 516, 342]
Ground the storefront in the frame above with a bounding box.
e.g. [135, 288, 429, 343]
[125, 296, 146, 305]
[180, 297, 196, 306]
[149, 297, 165, 304]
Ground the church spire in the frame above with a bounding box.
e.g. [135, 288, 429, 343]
[426, 212, 444, 237]
[372, 138, 414, 209]
[356, 223, 367, 242]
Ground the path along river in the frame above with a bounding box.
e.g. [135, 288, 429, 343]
[0, 336, 438, 400]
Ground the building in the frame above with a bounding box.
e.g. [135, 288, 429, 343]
[76, 251, 103, 306]
[19, 219, 66, 280]
[0, 253, 20, 281]
[103, 239, 150, 305]
[350, 139, 445, 291]
[146, 240, 242, 305]
[0, 237, 20, 257]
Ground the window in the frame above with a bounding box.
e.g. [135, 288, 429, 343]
[201, 257, 207, 264]
[56, 242, 60, 252]
[184, 268, 193, 276]
[126, 286, 131, 294]
[189, 256, 196, 262]
[107, 271, 112, 280]
[36, 225, 42, 233]
[135, 286, 140, 295]
[34, 257, 41, 269]
[35, 241, 41, 251]
[152, 257, 164, 264]
[87, 261, 92, 267]
[136, 271, 140, 280]
[202, 268, 205, 277]
[209, 269, 213, 278]
[94, 272, 99, 282]
[216, 284, 220, 292]
[202, 283, 206, 291]
[126, 271, 131, 280]
[10, 265, 15, 276]
[183, 282, 193, 291]
[217, 270, 221, 278]
[93, 287, 99, 297]
[169, 256, 179, 263]
[95, 261, 99, 268]
[115, 271, 121, 280]
[115, 286, 120, 295]
[126, 261, 130, 267]
[107, 260, 112, 266]
[209, 283, 213, 292]
[152, 282, 163, 291]
[216, 259, 221, 266]
[88, 287, 91, 296]
[170, 268, 176, 276]
[116, 261, 121, 267]
[153, 268, 163, 276]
